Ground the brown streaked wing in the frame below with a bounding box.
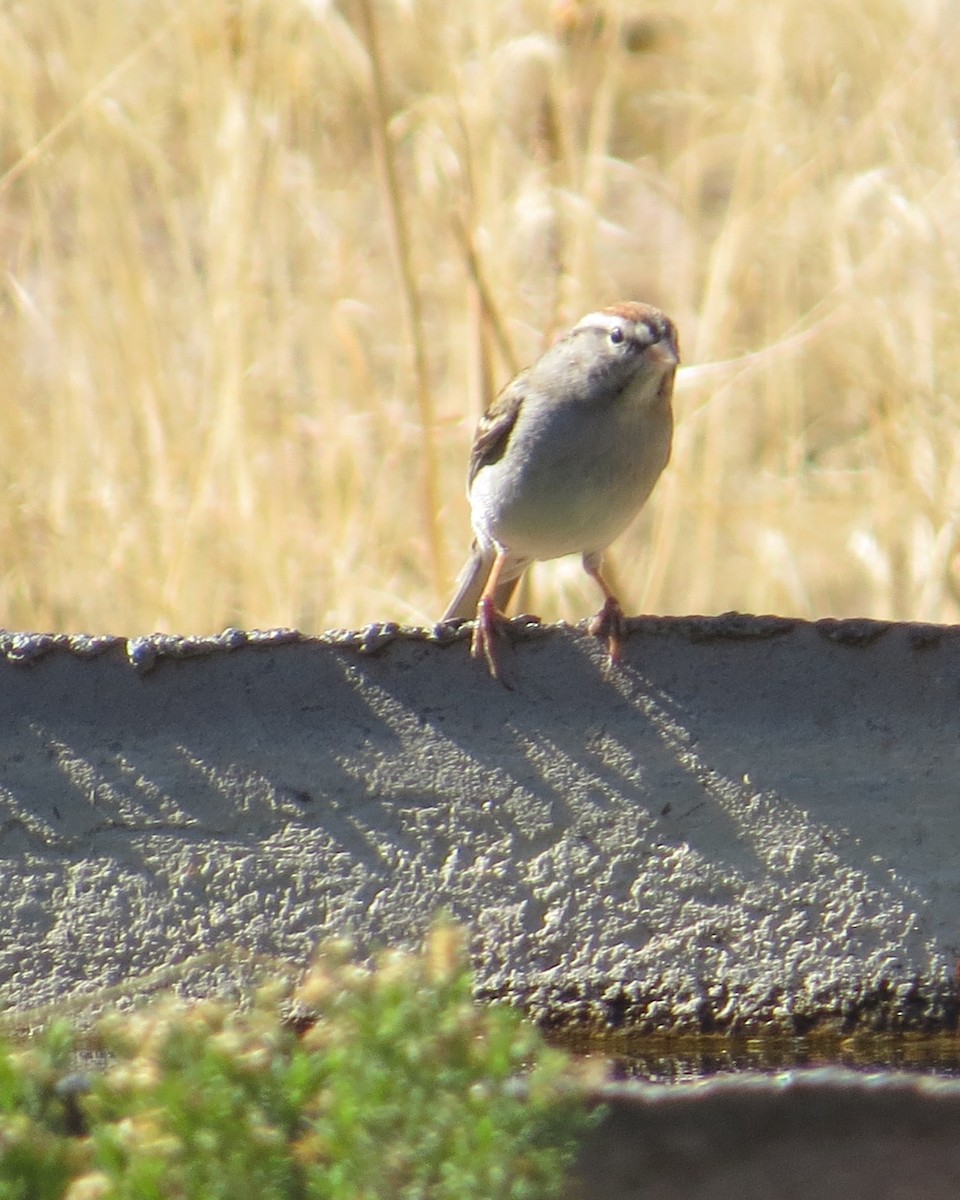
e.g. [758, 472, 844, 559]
[467, 373, 528, 486]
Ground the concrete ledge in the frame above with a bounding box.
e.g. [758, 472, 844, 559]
[574, 1070, 960, 1199]
[1, 615, 959, 1031]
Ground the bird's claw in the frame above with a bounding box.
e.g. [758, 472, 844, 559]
[471, 596, 513, 686]
[588, 596, 627, 664]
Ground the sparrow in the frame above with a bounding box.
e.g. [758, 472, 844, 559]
[443, 301, 679, 680]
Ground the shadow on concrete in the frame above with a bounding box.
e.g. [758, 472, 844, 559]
[0, 616, 957, 1030]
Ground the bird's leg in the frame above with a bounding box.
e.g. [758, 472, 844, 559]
[472, 548, 512, 682]
[583, 553, 628, 664]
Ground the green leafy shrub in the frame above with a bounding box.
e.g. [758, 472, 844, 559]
[0, 1021, 91, 1200]
[0, 928, 591, 1200]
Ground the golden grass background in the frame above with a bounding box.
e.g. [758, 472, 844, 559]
[2, 0, 959, 635]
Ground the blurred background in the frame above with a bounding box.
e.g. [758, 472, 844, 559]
[1, 0, 958, 635]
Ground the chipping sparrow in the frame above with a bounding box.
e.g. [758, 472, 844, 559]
[443, 301, 678, 680]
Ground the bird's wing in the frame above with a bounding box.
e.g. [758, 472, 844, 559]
[443, 371, 532, 621]
[467, 372, 528, 487]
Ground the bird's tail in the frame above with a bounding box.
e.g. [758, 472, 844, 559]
[441, 545, 524, 620]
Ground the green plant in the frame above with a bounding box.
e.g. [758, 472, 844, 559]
[0, 1022, 89, 1200]
[0, 928, 591, 1200]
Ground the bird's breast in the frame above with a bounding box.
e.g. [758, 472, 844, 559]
[469, 394, 672, 560]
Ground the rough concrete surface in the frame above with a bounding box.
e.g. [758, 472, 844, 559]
[0, 614, 959, 1032]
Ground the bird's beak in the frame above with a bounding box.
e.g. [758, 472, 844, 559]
[645, 339, 679, 369]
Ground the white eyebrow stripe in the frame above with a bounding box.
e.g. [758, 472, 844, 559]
[572, 311, 626, 332]
[573, 311, 659, 344]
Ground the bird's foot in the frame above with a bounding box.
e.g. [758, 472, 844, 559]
[471, 596, 513, 686]
[588, 596, 627, 665]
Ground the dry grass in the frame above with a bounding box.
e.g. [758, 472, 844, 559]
[2, 0, 960, 635]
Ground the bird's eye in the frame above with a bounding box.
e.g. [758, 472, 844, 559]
[609, 327, 624, 345]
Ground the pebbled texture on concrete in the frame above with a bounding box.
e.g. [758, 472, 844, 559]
[0, 614, 959, 1032]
